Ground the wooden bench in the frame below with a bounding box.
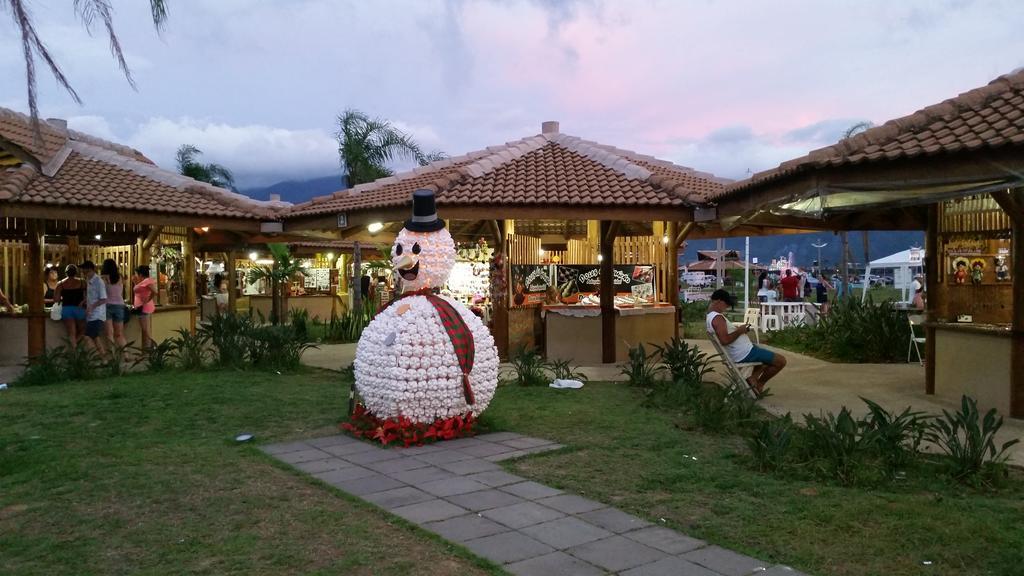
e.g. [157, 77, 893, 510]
[707, 331, 762, 399]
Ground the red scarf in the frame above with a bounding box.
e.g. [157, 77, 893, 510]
[388, 289, 476, 405]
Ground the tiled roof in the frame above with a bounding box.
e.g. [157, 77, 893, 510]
[721, 69, 1024, 199]
[0, 106, 287, 221]
[286, 128, 729, 218]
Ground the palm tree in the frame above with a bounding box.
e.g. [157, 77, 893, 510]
[6, 0, 168, 137]
[843, 121, 874, 139]
[176, 144, 235, 189]
[336, 109, 447, 186]
[246, 244, 309, 325]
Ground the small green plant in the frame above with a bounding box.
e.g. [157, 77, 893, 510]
[621, 343, 664, 389]
[927, 395, 1020, 485]
[63, 341, 101, 381]
[505, 347, 550, 387]
[690, 383, 731, 432]
[170, 328, 209, 370]
[105, 342, 135, 377]
[800, 407, 870, 485]
[137, 340, 175, 372]
[748, 413, 795, 472]
[547, 358, 588, 382]
[324, 298, 376, 343]
[200, 312, 256, 368]
[860, 398, 930, 475]
[249, 324, 317, 372]
[655, 337, 715, 385]
[723, 380, 761, 422]
[289, 308, 310, 340]
[13, 346, 68, 386]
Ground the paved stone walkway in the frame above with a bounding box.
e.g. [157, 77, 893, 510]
[263, 432, 808, 576]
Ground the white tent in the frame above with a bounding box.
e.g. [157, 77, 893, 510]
[863, 247, 925, 302]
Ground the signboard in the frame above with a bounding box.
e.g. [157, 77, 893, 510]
[552, 264, 656, 303]
[510, 264, 552, 306]
[909, 248, 924, 264]
[304, 268, 331, 291]
[336, 213, 349, 228]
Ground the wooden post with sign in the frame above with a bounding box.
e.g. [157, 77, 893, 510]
[26, 220, 45, 359]
[992, 189, 1024, 417]
[924, 205, 939, 395]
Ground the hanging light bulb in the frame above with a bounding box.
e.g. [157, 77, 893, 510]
[597, 254, 604, 262]
[248, 251, 258, 261]
[367, 222, 384, 234]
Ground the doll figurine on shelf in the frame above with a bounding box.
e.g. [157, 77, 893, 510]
[995, 255, 1010, 282]
[953, 258, 969, 285]
[970, 259, 985, 284]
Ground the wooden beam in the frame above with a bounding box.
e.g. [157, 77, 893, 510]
[924, 205, 939, 395]
[491, 219, 509, 360]
[600, 220, 617, 363]
[183, 229, 196, 310]
[225, 250, 238, 313]
[0, 203, 262, 232]
[26, 219, 45, 359]
[1010, 215, 1024, 417]
[667, 221, 680, 338]
[675, 222, 694, 247]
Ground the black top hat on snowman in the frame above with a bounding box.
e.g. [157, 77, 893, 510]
[404, 189, 446, 232]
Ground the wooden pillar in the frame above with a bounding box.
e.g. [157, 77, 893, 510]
[67, 235, 80, 266]
[924, 205, 939, 395]
[352, 241, 362, 311]
[666, 221, 681, 338]
[490, 220, 510, 359]
[1011, 216, 1023, 417]
[600, 221, 619, 363]
[26, 220, 45, 359]
[183, 230, 196, 306]
[839, 231, 850, 297]
[225, 250, 238, 313]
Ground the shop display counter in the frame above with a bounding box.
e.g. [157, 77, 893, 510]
[927, 321, 1012, 414]
[544, 304, 676, 364]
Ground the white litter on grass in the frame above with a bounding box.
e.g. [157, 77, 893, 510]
[549, 379, 584, 389]
[0, 383, 7, 390]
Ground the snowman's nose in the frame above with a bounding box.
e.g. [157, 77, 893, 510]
[394, 254, 416, 270]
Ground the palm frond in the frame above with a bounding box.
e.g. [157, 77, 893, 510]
[74, 0, 136, 90]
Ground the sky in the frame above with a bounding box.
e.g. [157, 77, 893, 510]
[2, 0, 1023, 190]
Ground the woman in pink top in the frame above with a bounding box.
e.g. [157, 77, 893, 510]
[132, 265, 157, 349]
[102, 259, 128, 348]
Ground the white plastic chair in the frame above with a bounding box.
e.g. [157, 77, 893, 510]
[742, 308, 761, 344]
[762, 314, 781, 332]
[907, 314, 926, 365]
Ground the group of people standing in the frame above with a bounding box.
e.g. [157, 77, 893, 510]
[758, 269, 834, 312]
[50, 260, 158, 357]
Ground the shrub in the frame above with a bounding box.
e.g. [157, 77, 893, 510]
[323, 298, 376, 343]
[927, 395, 1020, 486]
[105, 342, 134, 377]
[505, 348, 549, 387]
[14, 346, 68, 387]
[201, 312, 256, 368]
[547, 358, 588, 382]
[748, 414, 795, 472]
[655, 337, 715, 385]
[63, 342, 102, 381]
[860, 398, 930, 475]
[621, 343, 664, 388]
[691, 383, 731, 432]
[170, 328, 209, 370]
[289, 308, 310, 340]
[768, 297, 910, 363]
[249, 324, 317, 372]
[723, 380, 761, 422]
[799, 407, 871, 485]
[137, 340, 175, 373]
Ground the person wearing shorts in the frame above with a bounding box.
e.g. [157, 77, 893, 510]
[54, 264, 86, 346]
[706, 288, 787, 395]
[81, 261, 109, 358]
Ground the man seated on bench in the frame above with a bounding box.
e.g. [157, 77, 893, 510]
[706, 288, 787, 395]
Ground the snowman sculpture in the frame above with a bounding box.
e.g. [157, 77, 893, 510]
[353, 189, 499, 432]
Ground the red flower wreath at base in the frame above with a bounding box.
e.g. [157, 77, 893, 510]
[341, 403, 477, 447]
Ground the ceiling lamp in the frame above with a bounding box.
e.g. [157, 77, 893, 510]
[367, 222, 384, 234]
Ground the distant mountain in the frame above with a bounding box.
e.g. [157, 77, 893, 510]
[682, 231, 925, 269]
[242, 174, 346, 204]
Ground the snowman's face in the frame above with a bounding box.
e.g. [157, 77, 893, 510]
[392, 227, 455, 292]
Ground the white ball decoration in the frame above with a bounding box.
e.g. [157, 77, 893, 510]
[352, 207, 500, 427]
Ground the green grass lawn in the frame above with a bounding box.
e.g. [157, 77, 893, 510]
[479, 382, 1024, 576]
[0, 370, 499, 576]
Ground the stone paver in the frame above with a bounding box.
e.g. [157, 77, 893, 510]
[464, 470, 524, 487]
[264, 432, 800, 575]
[579, 506, 652, 533]
[482, 501, 566, 529]
[681, 545, 769, 576]
[626, 526, 706, 554]
[362, 486, 435, 509]
[505, 551, 605, 576]
[422, 514, 510, 543]
[463, 531, 555, 564]
[392, 499, 468, 524]
[520, 516, 612, 550]
[445, 488, 525, 511]
[500, 480, 563, 500]
[567, 535, 668, 572]
[620, 556, 721, 576]
[537, 493, 607, 514]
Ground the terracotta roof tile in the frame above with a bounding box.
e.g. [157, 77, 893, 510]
[722, 68, 1024, 198]
[0, 109, 66, 162]
[285, 130, 730, 218]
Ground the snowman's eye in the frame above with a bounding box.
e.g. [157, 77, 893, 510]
[412, 243, 421, 255]
[395, 244, 403, 256]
